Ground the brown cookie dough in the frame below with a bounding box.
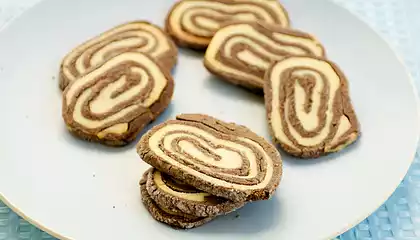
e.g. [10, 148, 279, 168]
[204, 21, 326, 91]
[140, 169, 188, 218]
[140, 169, 215, 229]
[62, 52, 174, 146]
[165, 0, 290, 49]
[137, 113, 283, 202]
[59, 21, 177, 90]
[146, 168, 245, 217]
[264, 56, 360, 158]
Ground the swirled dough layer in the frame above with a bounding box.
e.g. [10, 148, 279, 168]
[59, 21, 177, 90]
[139, 170, 214, 229]
[137, 114, 283, 202]
[204, 21, 325, 90]
[264, 56, 360, 158]
[166, 0, 290, 49]
[145, 168, 244, 217]
[62, 52, 174, 146]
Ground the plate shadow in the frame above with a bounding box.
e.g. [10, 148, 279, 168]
[203, 75, 264, 105]
[190, 196, 282, 236]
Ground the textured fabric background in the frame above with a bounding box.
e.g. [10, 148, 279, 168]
[0, 0, 419, 239]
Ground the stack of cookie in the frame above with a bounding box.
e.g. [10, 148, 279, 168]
[165, 0, 360, 158]
[136, 114, 283, 228]
[59, 21, 178, 146]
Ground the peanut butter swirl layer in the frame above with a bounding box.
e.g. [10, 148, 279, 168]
[146, 168, 244, 217]
[62, 52, 174, 146]
[137, 114, 283, 202]
[204, 21, 325, 91]
[264, 56, 360, 158]
[165, 0, 290, 49]
[140, 170, 215, 229]
[59, 21, 177, 90]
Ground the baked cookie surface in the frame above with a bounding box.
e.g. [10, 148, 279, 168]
[137, 113, 283, 202]
[60, 21, 177, 90]
[140, 170, 215, 229]
[145, 168, 244, 217]
[264, 56, 360, 158]
[204, 21, 325, 91]
[62, 52, 174, 146]
[166, 0, 290, 49]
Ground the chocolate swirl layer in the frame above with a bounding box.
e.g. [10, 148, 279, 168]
[137, 114, 283, 202]
[59, 21, 177, 90]
[166, 0, 290, 49]
[146, 168, 244, 217]
[264, 56, 360, 158]
[140, 170, 215, 229]
[62, 52, 174, 146]
[204, 21, 326, 91]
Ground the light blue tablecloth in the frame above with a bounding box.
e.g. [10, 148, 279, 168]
[1, 0, 419, 239]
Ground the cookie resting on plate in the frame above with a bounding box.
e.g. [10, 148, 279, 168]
[145, 168, 245, 217]
[264, 55, 360, 158]
[140, 169, 215, 229]
[59, 21, 177, 90]
[137, 113, 283, 202]
[204, 21, 325, 91]
[165, 0, 290, 49]
[62, 52, 174, 146]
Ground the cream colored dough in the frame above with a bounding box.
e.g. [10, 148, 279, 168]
[154, 171, 210, 202]
[165, 132, 244, 169]
[97, 123, 129, 138]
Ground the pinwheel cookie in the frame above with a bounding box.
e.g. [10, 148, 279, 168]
[264, 56, 360, 158]
[145, 168, 244, 217]
[165, 0, 290, 49]
[137, 114, 283, 202]
[59, 21, 177, 90]
[62, 52, 174, 146]
[140, 169, 215, 229]
[204, 21, 325, 91]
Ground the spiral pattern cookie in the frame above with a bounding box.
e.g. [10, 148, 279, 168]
[166, 0, 290, 49]
[146, 168, 244, 217]
[140, 170, 215, 229]
[62, 52, 174, 146]
[137, 114, 283, 202]
[59, 21, 177, 90]
[204, 21, 325, 91]
[264, 56, 360, 158]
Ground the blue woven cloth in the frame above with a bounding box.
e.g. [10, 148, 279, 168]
[1, 0, 420, 239]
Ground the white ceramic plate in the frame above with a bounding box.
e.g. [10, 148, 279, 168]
[0, 0, 418, 239]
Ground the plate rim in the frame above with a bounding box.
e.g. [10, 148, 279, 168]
[0, 0, 419, 239]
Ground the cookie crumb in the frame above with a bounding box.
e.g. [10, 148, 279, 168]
[113, 206, 115, 209]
